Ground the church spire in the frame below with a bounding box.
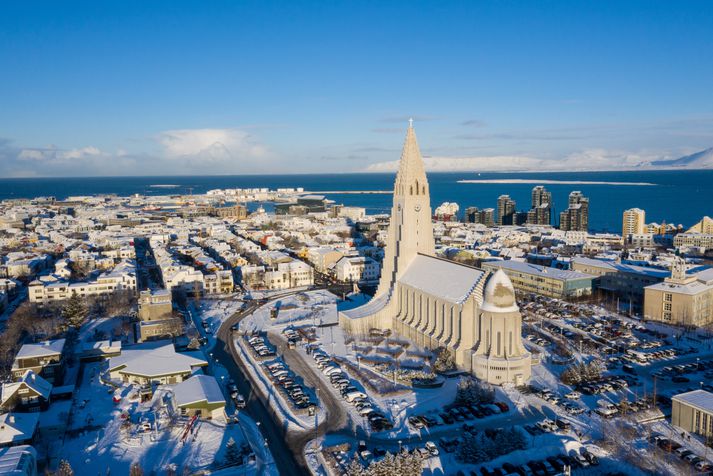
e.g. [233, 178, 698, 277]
[395, 120, 429, 197]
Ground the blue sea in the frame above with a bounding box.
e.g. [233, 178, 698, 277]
[0, 170, 711, 233]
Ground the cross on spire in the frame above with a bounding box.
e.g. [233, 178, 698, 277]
[408, 117, 413, 128]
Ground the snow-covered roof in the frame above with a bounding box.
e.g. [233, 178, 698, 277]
[109, 343, 207, 378]
[572, 257, 669, 278]
[0, 413, 39, 445]
[399, 254, 485, 304]
[0, 446, 37, 475]
[673, 389, 713, 414]
[173, 375, 225, 407]
[483, 259, 594, 281]
[1, 370, 52, 407]
[15, 339, 65, 360]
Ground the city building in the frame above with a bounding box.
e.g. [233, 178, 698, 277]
[11, 340, 66, 384]
[138, 289, 173, 321]
[672, 390, 713, 441]
[0, 371, 52, 413]
[108, 343, 208, 386]
[687, 216, 713, 234]
[571, 257, 669, 311]
[334, 256, 380, 283]
[203, 270, 234, 294]
[274, 195, 330, 215]
[306, 247, 344, 274]
[559, 191, 589, 232]
[481, 260, 594, 299]
[496, 195, 516, 226]
[465, 207, 495, 227]
[137, 289, 183, 342]
[339, 124, 531, 385]
[28, 261, 137, 305]
[171, 374, 226, 420]
[622, 208, 646, 237]
[0, 413, 39, 448]
[644, 261, 713, 327]
[527, 186, 552, 226]
[674, 233, 713, 251]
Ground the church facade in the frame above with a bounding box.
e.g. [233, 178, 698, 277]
[339, 123, 532, 385]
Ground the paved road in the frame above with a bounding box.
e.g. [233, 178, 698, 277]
[214, 301, 308, 476]
[268, 330, 350, 448]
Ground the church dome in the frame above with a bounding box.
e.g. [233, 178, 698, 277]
[480, 268, 519, 313]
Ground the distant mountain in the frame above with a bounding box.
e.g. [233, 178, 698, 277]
[648, 147, 713, 168]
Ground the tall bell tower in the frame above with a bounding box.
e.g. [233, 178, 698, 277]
[375, 121, 435, 297]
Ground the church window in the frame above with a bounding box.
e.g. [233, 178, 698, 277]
[497, 332, 501, 356]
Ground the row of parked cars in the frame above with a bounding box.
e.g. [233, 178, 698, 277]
[650, 434, 713, 472]
[408, 401, 510, 430]
[309, 349, 393, 432]
[652, 360, 713, 390]
[246, 334, 277, 358]
[264, 358, 316, 410]
[534, 388, 584, 415]
[470, 448, 599, 476]
[577, 375, 635, 395]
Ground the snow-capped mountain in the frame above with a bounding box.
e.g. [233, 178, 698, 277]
[646, 147, 713, 168]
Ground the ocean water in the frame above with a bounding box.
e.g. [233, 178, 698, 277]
[0, 170, 711, 232]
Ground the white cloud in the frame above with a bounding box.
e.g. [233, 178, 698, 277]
[18, 145, 104, 162]
[157, 128, 267, 161]
[364, 148, 676, 173]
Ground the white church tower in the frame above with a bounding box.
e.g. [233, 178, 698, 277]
[375, 120, 435, 297]
[339, 122, 532, 386]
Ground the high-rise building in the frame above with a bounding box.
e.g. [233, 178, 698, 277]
[497, 195, 516, 226]
[527, 185, 552, 225]
[465, 207, 495, 227]
[559, 191, 589, 231]
[465, 207, 479, 223]
[622, 208, 646, 237]
[480, 208, 495, 227]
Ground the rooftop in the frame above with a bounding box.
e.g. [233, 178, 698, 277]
[108, 343, 207, 378]
[673, 389, 713, 414]
[173, 374, 226, 407]
[483, 259, 594, 281]
[399, 254, 485, 304]
[15, 339, 66, 360]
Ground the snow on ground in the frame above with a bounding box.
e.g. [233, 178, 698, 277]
[193, 296, 245, 329]
[54, 360, 258, 474]
[240, 289, 339, 334]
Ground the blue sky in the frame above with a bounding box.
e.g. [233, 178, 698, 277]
[1, 0, 712, 176]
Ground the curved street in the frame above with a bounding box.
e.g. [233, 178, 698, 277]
[213, 289, 350, 476]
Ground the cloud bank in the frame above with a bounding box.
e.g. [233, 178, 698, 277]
[0, 128, 271, 177]
[364, 148, 671, 173]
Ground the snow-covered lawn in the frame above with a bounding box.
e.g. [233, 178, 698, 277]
[51, 362, 260, 474]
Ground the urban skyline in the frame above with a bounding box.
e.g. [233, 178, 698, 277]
[2, 2, 713, 475]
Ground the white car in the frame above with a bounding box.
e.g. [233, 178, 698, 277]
[565, 391, 581, 400]
[425, 441, 439, 456]
[345, 391, 368, 403]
